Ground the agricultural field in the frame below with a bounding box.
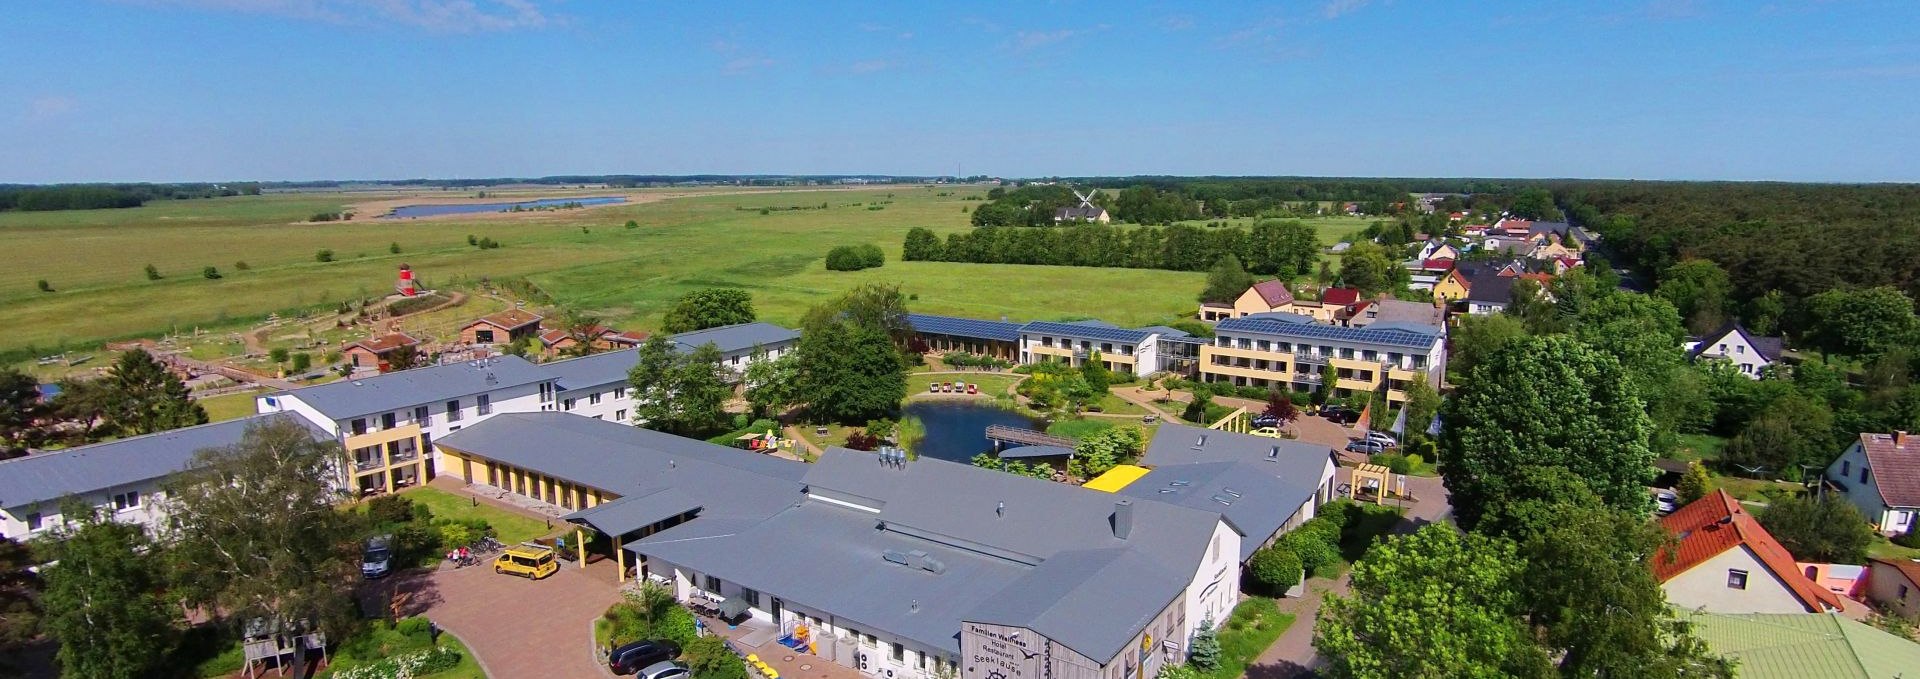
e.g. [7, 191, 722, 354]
[1, 185, 1376, 368]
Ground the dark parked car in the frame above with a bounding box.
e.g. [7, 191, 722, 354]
[1250, 414, 1281, 429]
[1320, 405, 1359, 425]
[610, 640, 682, 676]
[360, 535, 393, 580]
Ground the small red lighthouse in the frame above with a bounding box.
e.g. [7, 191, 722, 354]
[395, 264, 418, 297]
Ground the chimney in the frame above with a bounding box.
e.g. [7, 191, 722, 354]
[1897, 431, 1910, 447]
[996, 501, 1005, 518]
[1112, 499, 1134, 540]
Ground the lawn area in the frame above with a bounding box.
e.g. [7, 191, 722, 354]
[1201, 597, 1295, 679]
[1870, 536, 1920, 561]
[397, 487, 554, 545]
[1673, 433, 1729, 462]
[1714, 475, 1805, 505]
[1046, 418, 1114, 440]
[1086, 391, 1149, 416]
[906, 372, 1024, 397]
[195, 389, 265, 422]
[2, 186, 1210, 365]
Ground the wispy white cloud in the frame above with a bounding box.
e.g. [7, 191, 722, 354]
[709, 36, 776, 75]
[1218, 18, 1286, 48]
[25, 96, 77, 122]
[848, 59, 893, 74]
[1322, 0, 1370, 19]
[1008, 25, 1109, 53]
[135, 0, 557, 33]
[1160, 15, 1194, 31]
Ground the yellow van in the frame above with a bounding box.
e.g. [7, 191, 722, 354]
[494, 544, 558, 580]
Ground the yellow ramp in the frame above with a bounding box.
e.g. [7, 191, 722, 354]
[1082, 464, 1152, 493]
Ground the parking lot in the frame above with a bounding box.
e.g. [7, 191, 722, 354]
[366, 560, 624, 679]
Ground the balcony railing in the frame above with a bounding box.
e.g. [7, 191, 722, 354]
[353, 458, 381, 472]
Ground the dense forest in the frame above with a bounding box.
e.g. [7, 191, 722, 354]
[0, 183, 261, 211]
[903, 221, 1320, 276]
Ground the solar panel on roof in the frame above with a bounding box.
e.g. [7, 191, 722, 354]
[1215, 316, 1440, 349]
[1018, 321, 1154, 344]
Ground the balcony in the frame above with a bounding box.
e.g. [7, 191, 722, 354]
[390, 449, 420, 464]
[1294, 352, 1327, 364]
[353, 457, 381, 472]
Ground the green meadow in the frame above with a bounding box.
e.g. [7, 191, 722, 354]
[0, 186, 1366, 362]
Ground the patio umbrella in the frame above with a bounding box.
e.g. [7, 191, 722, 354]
[718, 596, 751, 621]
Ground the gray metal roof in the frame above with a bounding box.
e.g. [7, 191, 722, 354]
[1141, 423, 1336, 468]
[0, 413, 329, 511]
[434, 413, 804, 526]
[1119, 458, 1328, 561]
[544, 348, 639, 392]
[997, 445, 1074, 460]
[562, 487, 702, 537]
[1214, 316, 1442, 350]
[271, 355, 551, 421]
[964, 547, 1184, 661]
[635, 500, 1028, 655]
[907, 314, 1023, 343]
[669, 322, 799, 355]
[1019, 321, 1153, 344]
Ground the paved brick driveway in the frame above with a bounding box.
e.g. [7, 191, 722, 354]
[371, 563, 622, 679]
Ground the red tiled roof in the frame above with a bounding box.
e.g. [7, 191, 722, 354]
[1518, 272, 1554, 285]
[1419, 258, 1456, 270]
[1872, 557, 1920, 591]
[468, 308, 543, 331]
[608, 330, 650, 344]
[1250, 279, 1294, 307]
[1859, 432, 1920, 507]
[1320, 287, 1361, 307]
[346, 332, 419, 354]
[1653, 489, 1844, 612]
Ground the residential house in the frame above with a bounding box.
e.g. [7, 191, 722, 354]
[1686, 322, 1785, 378]
[1053, 190, 1110, 223]
[342, 332, 421, 373]
[1676, 610, 1920, 679]
[538, 326, 648, 359]
[0, 413, 328, 539]
[459, 308, 544, 346]
[1431, 269, 1472, 306]
[1415, 241, 1460, 262]
[1867, 557, 1920, 619]
[433, 413, 1275, 679]
[1653, 489, 1845, 614]
[255, 354, 559, 496]
[1199, 313, 1444, 405]
[1347, 298, 1446, 330]
[1823, 432, 1920, 536]
[1228, 280, 1296, 319]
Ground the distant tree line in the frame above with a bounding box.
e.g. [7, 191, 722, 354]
[0, 183, 261, 212]
[968, 178, 1577, 226]
[902, 220, 1319, 275]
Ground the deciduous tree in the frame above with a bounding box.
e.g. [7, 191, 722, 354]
[1199, 254, 1253, 304]
[40, 505, 176, 679]
[661, 288, 757, 334]
[162, 419, 356, 678]
[0, 368, 45, 459]
[1806, 286, 1920, 358]
[1315, 526, 1552, 679]
[743, 351, 799, 419]
[1658, 260, 1733, 334]
[1439, 335, 1655, 529]
[0, 537, 43, 674]
[1757, 495, 1875, 564]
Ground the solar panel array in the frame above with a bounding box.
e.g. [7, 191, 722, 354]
[905, 313, 1023, 342]
[1214, 316, 1441, 349]
[1018, 320, 1155, 344]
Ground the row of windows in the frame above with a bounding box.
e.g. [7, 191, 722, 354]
[560, 387, 628, 412]
[1031, 337, 1137, 355]
[348, 394, 501, 436]
[10, 490, 145, 537]
[1213, 337, 1429, 369]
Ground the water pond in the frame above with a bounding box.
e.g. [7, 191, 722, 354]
[902, 401, 1047, 463]
[380, 196, 627, 219]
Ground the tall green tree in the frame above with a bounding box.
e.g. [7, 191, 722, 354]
[1516, 501, 1733, 677]
[1199, 254, 1254, 304]
[39, 505, 176, 679]
[1080, 350, 1112, 395]
[557, 306, 611, 357]
[0, 537, 43, 675]
[0, 368, 45, 459]
[1337, 241, 1399, 296]
[901, 227, 944, 261]
[742, 351, 800, 419]
[1757, 495, 1875, 564]
[103, 349, 207, 435]
[1722, 393, 1834, 478]
[628, 336, 679, 427]
[1440, 335, 1655, 529]
[1572, 291, 1701, 448]
[792, 285, 910, 424]
[661, 288, 757, 334]
[1806, 286, 1920, 358]
[1657, 260, 1733, 334]
[1315, 526, 1552, 679]
[162, 418, 357, 677]
[1448, 313, 1528, 379]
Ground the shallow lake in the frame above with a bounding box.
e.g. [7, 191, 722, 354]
[380, 196, 627, 219]
[903, 401, 1047, 463]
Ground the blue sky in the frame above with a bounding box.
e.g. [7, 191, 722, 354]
[3, 0, 1916, 183]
